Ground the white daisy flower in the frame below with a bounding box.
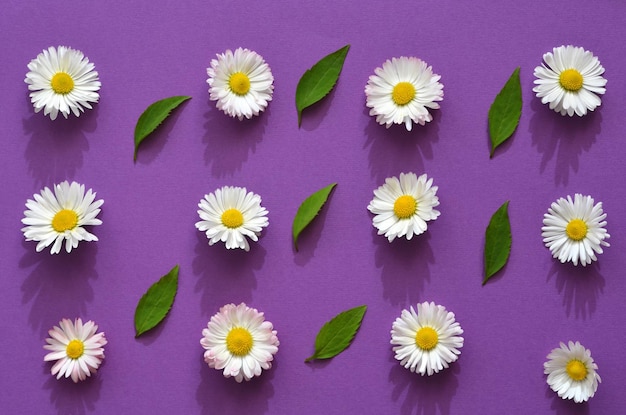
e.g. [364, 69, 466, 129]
[544, 341, 600, 403]
[368, 172, 440, 242]
[541, 194, 609, 266]
[195, 186, 269, 251]
[207, 47, 274, 120]
[25, 46, 101, 120]
[201, 303, 279, 383]
[43, 318, 107, 383]
[391, 302, 463, 376]
[21, 181, 104, 254]
[365, 56, 443, 131]
[533, 45, 606, 117]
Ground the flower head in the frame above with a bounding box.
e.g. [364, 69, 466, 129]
[391, 302, 463, 376]
[365, 56, 443, 131]
[541, 194, 609, 266]
[201, 303, 279, 382]
[43, 318, 107, 383]
[533, 45, 606, 117]
[368, 172, 440, 242]
[21, 181, 103, 254]
[25, 46, 101, 120]
[207, 47, 274, 120]
[544, 341, 600, 403]
[195, 186, 269, 251]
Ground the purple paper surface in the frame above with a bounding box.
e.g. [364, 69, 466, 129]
[1, 0, 625, 414]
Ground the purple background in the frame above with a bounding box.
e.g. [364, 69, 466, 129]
[1, 1, 625, 414]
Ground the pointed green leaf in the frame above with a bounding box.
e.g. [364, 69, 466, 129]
[292, 183, 337, 251]
[488, 67, 521, 158]
[305, 305, 366, 362]
[483, 201, 511, 285]
[296, 45, 350, 127]
[134, 96, 191, 162]
[134, 265, 179, 337]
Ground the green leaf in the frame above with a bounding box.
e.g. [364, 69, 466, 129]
[305, 305, 366, 362]
[483, 201, 511, 285]
[292, 183, 337, 251]
[488, 67, 522, 158]
[296, 45, 350, 127]
[134, 265, 179, 337]
[134, 96, 191, 162]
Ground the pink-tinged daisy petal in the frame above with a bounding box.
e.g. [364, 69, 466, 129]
[200, 303, 279, 382]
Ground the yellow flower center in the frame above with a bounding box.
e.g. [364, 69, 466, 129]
[393, 195, 417, 219]
[52, 209, 79, 232]
[565, 359, 588, 381]
[565, 219, 588, 241]
[221, 208, 244, 229]
[66, 339, 84, 359]
[228, 72, 251, 96]
[51, 72, 75, 95]
[415, 326, 438, 351]
[559, 69, 583, 92]
[391, 82, 416, 106]
[225, 327, 253, 356]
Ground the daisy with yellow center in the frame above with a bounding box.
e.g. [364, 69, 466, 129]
[195, 186, 269, 251]
[544, 341, 600, 403]
[365, 56, 443, 131]
[541, 194, 610, 266]
[43, 318, 107, 383]
[207, 47, 274, 120]
[391, 302, 464, 376]
[21, 181, 103, 254]
[201, 303, 279, 383]
[25, 46, 101, 120]
[368, 172, 440, 242]
[533, 45, 606, 117]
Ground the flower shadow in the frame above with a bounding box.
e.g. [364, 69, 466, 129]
[364, 108, 440, 184]
[545, 386, 590, 415]
[20, 241, 98, 335]
[529, 98, 602, 187]
[202, 101, 268, 177]
[42, 364, 103, 415]
[192, 232, 266, 315]
[374, 231, 435, 306]
[389, 357, 460, 415]
[546, 261, 605, 319]
[196, 357, 275, 415]
[22, 97, 98, 187]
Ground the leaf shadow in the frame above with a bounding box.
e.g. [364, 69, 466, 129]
[20, 241, 99, 336]
[304, 358, 333, 370]
[202, 100, 268, 177]
[389, 355, 460, 415]
[364, 108, 440, 184]
[299, 86, 337, 131]
[485, 120, 517, 158]
[133, 316, 169, 347]
[192, 232, 266, 316]
[134, 100, 189, 165]
[546, 261, 605, 320]
[42, 362, 103, 415]
[529, 98, 602, 187]
[292, 197, 332, 267]
[374, 230, 435, 306]
[22, 97, 98, 187]
[545, 384, 590, 415]
[196, 355, 275, 415]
